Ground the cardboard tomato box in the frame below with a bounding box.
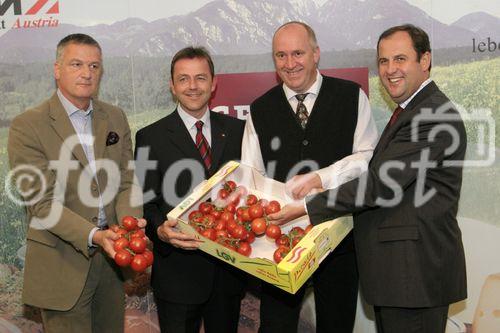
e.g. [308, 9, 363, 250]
[167, 161, 353, 294]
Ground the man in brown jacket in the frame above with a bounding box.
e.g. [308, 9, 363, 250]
[8, 33, 145, 333]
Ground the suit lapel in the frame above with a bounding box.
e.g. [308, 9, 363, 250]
[372, 120, 395, 157]
[404, 81, 439, 111]
[209, 112, 226, 173]
[372, 81, 440, 157]
[165, 110, 203, 162]
[91, 101, 109, 161]
[48, 93, 89, 167]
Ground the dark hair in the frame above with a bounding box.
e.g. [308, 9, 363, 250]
[170, 46, 215, 79]
[377, 24, 432, 71]
[56, 33, 101, 62]
[273, 21, 318, 48]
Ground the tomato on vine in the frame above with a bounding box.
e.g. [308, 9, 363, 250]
[122, 216, 138, 231]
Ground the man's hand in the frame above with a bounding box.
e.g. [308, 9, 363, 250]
[267, 201, 307, 226]
[135, 217, 149, 241]
[92, 229, 120, 258]
[157, 219, 202, 250]
[136, 218, 147, 229]
[286, 173, 323, 200]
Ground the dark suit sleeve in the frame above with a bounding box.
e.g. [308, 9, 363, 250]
[135, 130, 172, 256]
[306, 106, 466, 225]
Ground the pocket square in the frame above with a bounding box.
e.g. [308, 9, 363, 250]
[106, 131, 120, 146]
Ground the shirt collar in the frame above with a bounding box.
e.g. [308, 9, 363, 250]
[399, 78, 432, 109]
[57, 89, 93, 117]
[177, 104, 211, 131]
[283, 69, 322, 102]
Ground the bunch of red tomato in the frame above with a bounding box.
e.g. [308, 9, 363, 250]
[188, 181, 283, 257]
[112, 216, 153, 272]
[273, 224, 313, 263]
[190, 181, 315, 263]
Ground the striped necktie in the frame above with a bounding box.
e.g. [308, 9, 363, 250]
[195, 120, 212, 171]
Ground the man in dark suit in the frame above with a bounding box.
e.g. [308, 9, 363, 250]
[241, 21, 378, 332]
[272, 24, 467, 332]
[8, 34, 145, 332]
[135, 47, 245, 333]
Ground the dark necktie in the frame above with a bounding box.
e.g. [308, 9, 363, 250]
[195, 120, 212, 171]
[295, 93, 309, 129]
[389, 106, 404, 127]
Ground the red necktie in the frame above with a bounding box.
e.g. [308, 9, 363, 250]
[389, 106, 404, 127]
[195, 121, 212, 171]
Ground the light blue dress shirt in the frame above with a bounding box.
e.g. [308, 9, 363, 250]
[57, 90, 106, 246]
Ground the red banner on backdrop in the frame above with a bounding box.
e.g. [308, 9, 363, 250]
[210, 67, 369, 119]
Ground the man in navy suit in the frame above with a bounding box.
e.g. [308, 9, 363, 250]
[272, 24, 467, 333]
[135, 47, 245, 333]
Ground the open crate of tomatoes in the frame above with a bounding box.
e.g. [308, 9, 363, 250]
[168, 161, 352, 294]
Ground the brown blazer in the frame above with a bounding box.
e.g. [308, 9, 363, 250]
[8, 92, 142, 311]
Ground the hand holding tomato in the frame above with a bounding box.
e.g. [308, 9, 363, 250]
[285, 172, 323, 200]
[121, 216, 147, 231]
[157, 219, 202, 250]
[189, 183, 310, 263]
[92, 228, 120, 258]
[267, 201, 307, 226]
[113, 237, 129, 252]
[264, 200, 281, 215]
[136, 217, 147, 229]
[112, 217, 153, 272]
[122, 215, 138, 231]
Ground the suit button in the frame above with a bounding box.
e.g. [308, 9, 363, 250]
[92, 217, 98, 223]
[302, 139, 309, 146]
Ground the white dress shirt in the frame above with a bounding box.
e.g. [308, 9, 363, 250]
[399, 78, 433, 109]
[241, 70, 379, 190]
[177, 104, 212, 147]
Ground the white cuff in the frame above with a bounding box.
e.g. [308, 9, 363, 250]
[88, 227, 99, 247]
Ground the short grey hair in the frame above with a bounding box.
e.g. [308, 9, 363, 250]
[56, 33, 102, 63]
